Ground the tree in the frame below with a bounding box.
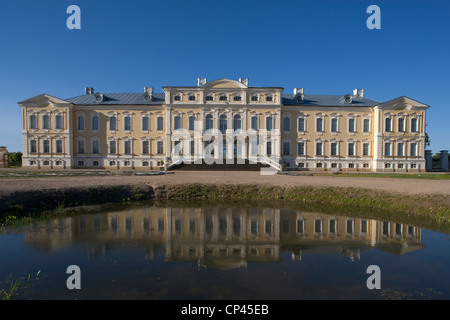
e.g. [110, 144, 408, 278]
[7, 152, 22, 167]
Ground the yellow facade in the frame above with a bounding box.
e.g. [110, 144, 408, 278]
[18, 78, 429, 172]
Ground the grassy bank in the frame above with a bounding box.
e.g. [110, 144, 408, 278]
[1, 183, 450, 233]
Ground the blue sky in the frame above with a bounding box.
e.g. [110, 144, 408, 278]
[0, 0, 449, 153]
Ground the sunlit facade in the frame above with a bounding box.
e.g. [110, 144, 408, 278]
[18, 78, 429, 172]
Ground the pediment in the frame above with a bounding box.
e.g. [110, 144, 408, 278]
[18, 94, 72, 108]
[203, 78, 248, 89]
[377, 96, 429, 110]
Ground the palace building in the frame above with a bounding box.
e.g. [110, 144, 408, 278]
[18, 78, 429, 172]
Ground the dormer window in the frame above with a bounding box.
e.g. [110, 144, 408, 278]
[251, 95, 258, 102]
[233, 95, 242, 102]
[266, 95, 273, 102]
[206, 95, 214, 101]
[188, 95, 196, 101]
[219, 95, 228, 101]
[174, 95, 181, 101]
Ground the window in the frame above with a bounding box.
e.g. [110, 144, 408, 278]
[397, 142, 404, 156]
[233, 115, 241, 130]
[316, 118, 323, 132]
[316, 142, 323, 156]
[77, 116, 85, 130]
[348, 142, 355, 156]
[363, 143, 369, 156]
[331, 163, 338, 168]
[384, 142, 391, 156]
[30, 114, 37, 129]
[297, 142, 305, 156]
[385, 118, 392, 132]
[251, 95, 258, 102]
[331, 142, 337, 156]
[157, 116, 164, 131]
[109, 141, 116, 154]
[142, 141, 149, 154]
[56, 161, 62, 166]
[283, 141, 290, 156]
[142, 161, 149, 167]
[234, 95, 241, 102]
[348, 163, 355, 169]
[219, 95, 227, 101]
[398, 163, 404, 169]
[251, 116, 258, 130]
[30, 140, 37, 153]
[78, 140, 85, 154]
[385, 163, 391, 169]
[92, 140, 100, 154]
[93, 161, 99, 167]
[43, 140, 50, 153]
[205, 114, 213, 130]
[411, 163, 417, 169]
[410, 143, 417, 156]
[266, 116, 273, 130]
[174, 116, 182, 130]
[92, 115, 99, 131]
[314, 219, 322, 234]
[43, 115, 50, 129]
[298, 117, 305, 132]
[56, 140, 63, 153]
[266, 141, 272, 156]
[190, 140, 195, 155]
[219, 115, 227, 133]
[109, 161, 116, 166]
[109, 116, 117, 131]
[124, 116, 132, 131]
[188, 95, 196, 101]
[348, 118, 355, 133]
[266, 95, 273, 102]
[206, 95, 213, 101]
[56, 115, 63, 129]
[398, 118, 405, 132]
[411, 118, 418, 132]
[283, 117, 290, 131]
[142, 116, 150, 131]
[189, 116, 196, 131]
[174, 95, 181, 101]
[157, 141, 164, 154]
[124, 140, 131, 154]
[331, 118, 338, 132]
[363, 119, 370, 132]
[363, 163, 370, 168]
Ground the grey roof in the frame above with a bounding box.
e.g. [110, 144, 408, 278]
[65, 92, 379, 107]
[66, 93, 165, 105]
[282, 94, 380, 107]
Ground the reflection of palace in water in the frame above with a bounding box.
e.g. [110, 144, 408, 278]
[25, 206, 423, 269]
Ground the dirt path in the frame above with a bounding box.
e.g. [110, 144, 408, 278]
[0, 171, 449, 197]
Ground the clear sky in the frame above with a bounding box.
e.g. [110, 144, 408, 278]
[0, 0, 449, 154]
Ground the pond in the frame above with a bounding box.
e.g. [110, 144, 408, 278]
[1, 202, 450, 300]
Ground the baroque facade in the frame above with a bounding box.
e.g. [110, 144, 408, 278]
[18, 78, 429, 172]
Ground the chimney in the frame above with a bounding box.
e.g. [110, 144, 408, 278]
[353, 89, 364, 97]
[85, 87, 94, 95]
[144, 87, 154, 95]
[197, 78, 207, 87]
[294, 88, 304, 101]
[239, 78, 249, 86]
[143, 87, 154, 101]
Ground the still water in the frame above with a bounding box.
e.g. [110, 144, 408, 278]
[1, 203, 450, 300]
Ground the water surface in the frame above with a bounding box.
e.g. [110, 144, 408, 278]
[1, 203, 449, 300]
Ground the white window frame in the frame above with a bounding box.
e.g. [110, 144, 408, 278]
[91, 112, 100, 132]
[91, 137, 100, 155]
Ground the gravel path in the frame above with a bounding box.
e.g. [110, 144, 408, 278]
[0, 171, 449, 197]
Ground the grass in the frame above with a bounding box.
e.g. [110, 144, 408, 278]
[281, 171, 450, 180]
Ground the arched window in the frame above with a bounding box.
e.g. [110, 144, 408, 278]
[219, 114, 227, 133]
[205, 114, 214, 130]
[233, 114, 241, 130]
